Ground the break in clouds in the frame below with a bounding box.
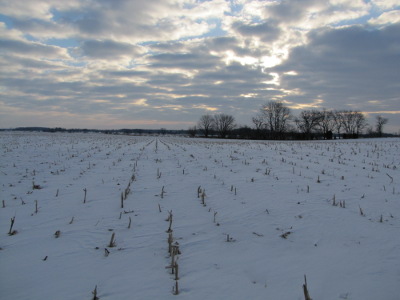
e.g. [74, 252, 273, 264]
[0, 0, 399, 131]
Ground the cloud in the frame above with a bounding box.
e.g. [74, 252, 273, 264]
[262, 0, 371, 29]
[369, 10, 400, 26]
[1, 0, 399, 131]
[0, 0, 81, 20]
[0, 38, 70, 59]
[65, 0, 220, 43]
[11, 19, 75, 40]
[263, 0, 324, 24]
[232, 21, 281, 42]
[1, 0, 223, 44]
[274, 23, 400, 112]
[371, 0, 400, 10]
[147, 52, 221, 70]
[79, 40, 143, 60]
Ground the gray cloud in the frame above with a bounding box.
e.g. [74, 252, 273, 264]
[11, 18, 74, 39]
[146, 73, 191, 87]
[264, 0, 322, 24]
[149, 42, 186, 53]
[232, 21, 281, 42]
[148, 52, 221, 70]
[1, 1, 399, 131]
[195, 63, 272, 84]
[275, 23, 400, 111]
[0, 38, 69, 59]
[80, 40, 142, 59]
[104, 70, 150, 78]
[0, 53, 66, 70]
[205, 37, 238, 50]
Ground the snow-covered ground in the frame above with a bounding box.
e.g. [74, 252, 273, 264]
[1, 132, 399, 300]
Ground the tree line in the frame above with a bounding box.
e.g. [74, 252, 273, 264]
[190, 101, 390, 140]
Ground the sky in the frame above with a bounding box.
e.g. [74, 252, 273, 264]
[0, 0, 399, 132]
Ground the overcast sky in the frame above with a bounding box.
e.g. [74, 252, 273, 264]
[1, 0, 399, 132]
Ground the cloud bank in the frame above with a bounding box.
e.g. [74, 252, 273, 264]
[0, 0, 399, 132]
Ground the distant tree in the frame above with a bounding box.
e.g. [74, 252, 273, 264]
[234, 126, 253, 139]
[354, 112, 367, 135]
[332, 110, 344, 138]
[197, 114, 214, 137]
[252, 114, 264, 131]
[258, 101, 291, 139]
[366, 126, 374, 137]
[252, 114, 266, 139]
[187, 126, 197, 137]
[214, 114, 236, 138]
[317, 109, 335, 139]
[340, 110, 367, 138]
[295, 110, 323, 139]
[375, 115, 388, 137]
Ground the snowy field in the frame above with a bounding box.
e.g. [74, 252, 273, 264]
[1, 132, 399, 300]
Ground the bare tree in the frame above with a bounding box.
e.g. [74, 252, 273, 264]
[259, 101, 291, 139]
[197, 114, 214, 137]
[332, 110, 344, 138]
[214, 114, 236, 138]
[295, 110, 323, 139]
[354, 112, 367, 135]
[317, 109, 335, 139]
[340, 110, 367, 137]
[252, 114, 265, 131]
[375, 115, 388, 137]
[252, 114, 266, 139]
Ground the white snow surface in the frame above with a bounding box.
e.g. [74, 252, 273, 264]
[1, 132, 399, 300]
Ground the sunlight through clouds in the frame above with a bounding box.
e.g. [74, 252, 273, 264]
[0, 0, 399, 131]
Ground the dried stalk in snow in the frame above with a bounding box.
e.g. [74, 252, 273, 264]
[166, 210, 173, 233]
[8, 216, 16, 235]
[173, 280, 179, 295]
[201, 190, 206, 206]
[108, 232, 116, 247]
[359, 205, 364, 216]
[161, 186, 165, 199]
[386, 173, 394, 184]
[303, 275, 312, 300]
[92, 285, 99, 300]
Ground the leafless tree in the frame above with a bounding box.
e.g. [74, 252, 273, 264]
[340, 110, 367, 136]
[252, 114, 267, 139]
[259, 101, 291, 139]
[197, 114, 214, 137]
[214, 114, 236, 138]
[332, 110, 344, 137]
[375, 115, 388, 137]
[252, 114, 265, 131]
[295, 110, 323, 139]
[317, 109, 335, 139]
[354, 112, 367, 135]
